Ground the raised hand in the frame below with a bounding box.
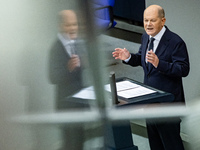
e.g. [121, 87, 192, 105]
[112, 48, 130, 60]
[67, 54, 80, 72]
[146, 50, 159, 68]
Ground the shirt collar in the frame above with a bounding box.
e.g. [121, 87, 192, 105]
[150, 26, 166, 41]
[57, 33, 75, 46]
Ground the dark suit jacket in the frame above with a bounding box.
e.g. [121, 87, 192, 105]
[124, 26, 190, 103]
[49, 39, 84, 109]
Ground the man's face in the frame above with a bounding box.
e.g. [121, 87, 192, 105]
[143, 9, 166, 37]
[61, 15, 78, 40]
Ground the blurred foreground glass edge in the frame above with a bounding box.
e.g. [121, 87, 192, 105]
[1, 0, 200, 150]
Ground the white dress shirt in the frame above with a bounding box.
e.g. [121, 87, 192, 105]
[57, 33, 80, 68]
[57, 33, 75, 57]
[125, 26, 166, 63]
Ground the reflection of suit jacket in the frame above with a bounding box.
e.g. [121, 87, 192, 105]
[49, 39, 83, 109]
[124, 26, 190, 103]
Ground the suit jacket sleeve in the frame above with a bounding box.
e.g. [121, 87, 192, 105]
[156, 36, 190, 78]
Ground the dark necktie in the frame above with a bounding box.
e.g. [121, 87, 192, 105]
[148, 37, 155, 52]
[146, 37, 155, 69]
[70, 41, 76, 56]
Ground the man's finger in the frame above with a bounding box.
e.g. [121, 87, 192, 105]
[115, 48, 123, 51]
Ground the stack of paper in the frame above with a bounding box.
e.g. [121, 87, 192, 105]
[72, 80, 156, 99]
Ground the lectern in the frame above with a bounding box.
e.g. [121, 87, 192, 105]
[105, 74, 174, 150]
[66, 75, 174, 150]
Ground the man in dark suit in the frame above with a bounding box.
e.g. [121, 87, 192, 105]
[113, 5, 189, 150]
[49, 10, 85, 109]
[49, 10, 87, 150]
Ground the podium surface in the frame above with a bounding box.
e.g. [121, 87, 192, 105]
[114, 77, 174, 106]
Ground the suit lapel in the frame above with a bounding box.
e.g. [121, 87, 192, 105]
[143, 36, 150, 73]
[155, 33, 170, 58]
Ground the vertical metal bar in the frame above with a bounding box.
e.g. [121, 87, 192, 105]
[76, 0, 109, 149]
[77, 0, 107, 110]
[109, 71, 119, 105]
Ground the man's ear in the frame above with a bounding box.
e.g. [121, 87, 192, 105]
[162, 17, 166, 26]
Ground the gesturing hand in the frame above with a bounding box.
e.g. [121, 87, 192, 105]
[67, 54, 80, 72]
[112, 48, 130, 60]
[146, 50, 159, 68]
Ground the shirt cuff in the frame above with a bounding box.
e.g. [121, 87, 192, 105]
[124, 55, 131, 63]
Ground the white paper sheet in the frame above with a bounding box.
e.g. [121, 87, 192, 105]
[104, 80, 140, 92]
[72, 80, 156, 99]
[72, 86, 96, 100]
[117, 86, 156, 98]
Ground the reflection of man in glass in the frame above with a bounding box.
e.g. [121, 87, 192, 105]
[59, 10, 81, 72]
[49, 10, 86, 150]
[49, 10, 84, 110]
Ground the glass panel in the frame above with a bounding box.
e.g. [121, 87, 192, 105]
[1, 0, 197, 150]
[0, 0, 107, 149]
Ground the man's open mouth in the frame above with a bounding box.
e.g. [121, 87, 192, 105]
[147, 28, 154, 30]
